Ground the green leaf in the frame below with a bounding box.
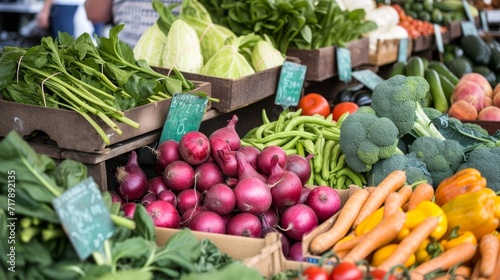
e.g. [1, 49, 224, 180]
[133, 204, 156, 241]
[55, 160, 88, 190]
[111, 237, 152, 263]
[179, 262, 262, 280]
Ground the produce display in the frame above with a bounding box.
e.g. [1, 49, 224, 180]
[1, 0, 500, 279]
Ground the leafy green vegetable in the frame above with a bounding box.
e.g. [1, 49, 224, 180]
[133, 22, 167, 67]
[251, 35, 285, 72]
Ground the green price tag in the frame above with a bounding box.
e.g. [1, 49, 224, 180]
[461, 21, 478, 36]
[397, 38, 409, 63]
[336, 47, 352, 83]
[275, 61, 307, 107]
[52, 177, 115, 260]
[160, 93, 208, 143]
[480, 10, 489, 32]
[433, 24, 444, 54]
[352, 69, 384, 91]
[462, 0, 475, 22]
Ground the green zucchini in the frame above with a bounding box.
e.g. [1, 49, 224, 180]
[406, 57, 425, 77]
[425, 68, 449, 113]
[428, 61, 460, 85]
[438, 74, 454, 104]
[388, 61, 407, 78]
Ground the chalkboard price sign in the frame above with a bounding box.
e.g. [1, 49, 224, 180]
[337, 47, 352, 83]
[461, 21, 478, 36]
[52, 177, 115, 260]
[352, 69, 384, 91]
[275, 61, 307, 107]
[160, 93, 208, 143]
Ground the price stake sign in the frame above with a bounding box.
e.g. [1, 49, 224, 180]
[275, 61, 307, 108]
[160, 93, 208, 143]
[352, 69, 384, 91]
[433, 24, 444, 54]
[52, 177, 115, 260]
[480, 10, 489, 32]
[461, 21, 478, 36]
[336, 47, 352, 83]
[397, 38, 409, 63]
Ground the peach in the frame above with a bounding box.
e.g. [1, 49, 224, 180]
[494, 83, 500, 98]
[448, 100, 478, 120]
[452, 80, 486, 112]
[493, 92, 500, 108]
[484, 96, 493, 108]
[460, 73, 493, 98]
[478, 106, 500, 121]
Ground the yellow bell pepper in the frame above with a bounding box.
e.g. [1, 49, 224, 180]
[355, 206, 384, 236]
[371, 243, 416, 268]
[493, 196, 500, 219]
[441, 188, 499, 240]
[439, 227, 477, 251]
[415, 238, 443, 264]
[434, 168, 486, 207]
[412, 201, 448, 240]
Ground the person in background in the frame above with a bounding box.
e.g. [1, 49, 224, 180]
[85, 0, 182, 48]
[36, 0, 95, 38]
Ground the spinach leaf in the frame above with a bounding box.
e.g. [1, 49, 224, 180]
[133, 204, 156, 241]
[179, 262, 263, 280]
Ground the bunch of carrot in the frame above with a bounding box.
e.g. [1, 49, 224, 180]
[308, 169, 500, 279]
[391, 4, 447, 39]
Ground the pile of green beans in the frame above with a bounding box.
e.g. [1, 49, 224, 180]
[241, 109, 367, 189]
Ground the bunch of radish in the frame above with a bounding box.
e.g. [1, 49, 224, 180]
[108, 115, 343, 260]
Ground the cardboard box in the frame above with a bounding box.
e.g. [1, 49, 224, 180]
[155, 227, 284, 277]
[0, 82, 211, 153]
[153, 63, 290, 113]
[368, 38, 413, 66]
[301, 186, 361, 264]
[287, 37, 370, 82]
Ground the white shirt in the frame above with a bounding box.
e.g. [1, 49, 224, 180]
[53, 0, 86, 5]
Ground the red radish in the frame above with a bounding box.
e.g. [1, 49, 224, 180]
[298, 187, 312, 204]
[258, 146, 287, 175]
[285, 154, 313, 185]
[236, 151, 267, 182]
[226, 213, 262, 237]
[147, 176, 169, 195]
[189, 211, 226, 234]
[215, 149, 238, 178]
[146, 201, 180, 228]
[121, 203, 137, 219]
[204, 183, 236, 216]
[116, 151, 148, 201]
[108, 191, 123, 205]
[209, 115, 241, 151]
[288, 242, 304, 261]
[163, 160, 195, 192]
[306, 186, 341, 223]
[194, 162, 225, 192]
[153, 140, 181, 175]
[178, 131, 211, 165]
[141, 192, 158, 207]
[279, 204, 318, 241]
[181, 205, 206, 226]
[176, 189, 201, 214]
[234, 177, 272, 215]
[237, 146, 260, 171]
[157, 189, 177, 207]
[267, 155, 302, 208]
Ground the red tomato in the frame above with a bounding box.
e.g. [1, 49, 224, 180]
[302, 266, 330, 280]
[369, 269, 397, 280]
[331, 102, 359, 122]
[298, 93, 331, 117]
[329, 262, 363, 280]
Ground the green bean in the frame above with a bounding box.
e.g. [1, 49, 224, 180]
[254, 122, 275, 139]
[282, 135, 301, 150]
[334, 175, 347, 189]
[254, 131, 317, 144]
[335, 167, 364, 187]
[296, 141, 305, 158]
[321, 140, 336, 181]
[313, 136, 325, 174]
[275, 111, 288, 132]
[330, 154, 346, 175]
[314, 174, 328, 186]
[283, 115, 335, 132]
[329, 143, 342, 171]
[301, 139, 316, 155]
[325, 113, 333, 123]
[261, 109, 271, 124]
[284, 149, 298, 155]
[307, 160, 315, 185]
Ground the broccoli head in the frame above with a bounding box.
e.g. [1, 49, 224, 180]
[339, 106, 402, 173]
[457, 146, 500, 192]
[409, 136, 465, 188]
[368, 153, 433, 187]
[370, 75, 445, 140]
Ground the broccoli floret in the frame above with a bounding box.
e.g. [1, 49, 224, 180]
[339, 106, 402, 173]
[409, 136, 465, 187]
[368, 153, 433, 187]
[457, 146, 500, 192]
[371, 75, 445, 140]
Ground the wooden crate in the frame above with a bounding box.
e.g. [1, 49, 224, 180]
[0, 82, 210, 153]
[368, 38, 413, 66]
[286, 37, 370, 82]
[412, 34, 434, 53]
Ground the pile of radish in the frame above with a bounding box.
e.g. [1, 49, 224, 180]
[107, 115, 343, 260]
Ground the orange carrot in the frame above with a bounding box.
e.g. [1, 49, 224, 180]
[383, 192, 402, 220]
[353, 170, 406, 227]
[343, 211, 407, 263]
[364, 186, 377, 194]
[488, 242, 500, 280]
[377, 217, 438, 271]
[406, 182, 434, 211]
[479, 233, 499, 278]
[309, 188, 370, 254]
[397, 184, 412, 207]
[471, 258, 482, 280]
[431, 265, 471, 280]
[332, 235, 362, 253]
[410, 242, 477, 279]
